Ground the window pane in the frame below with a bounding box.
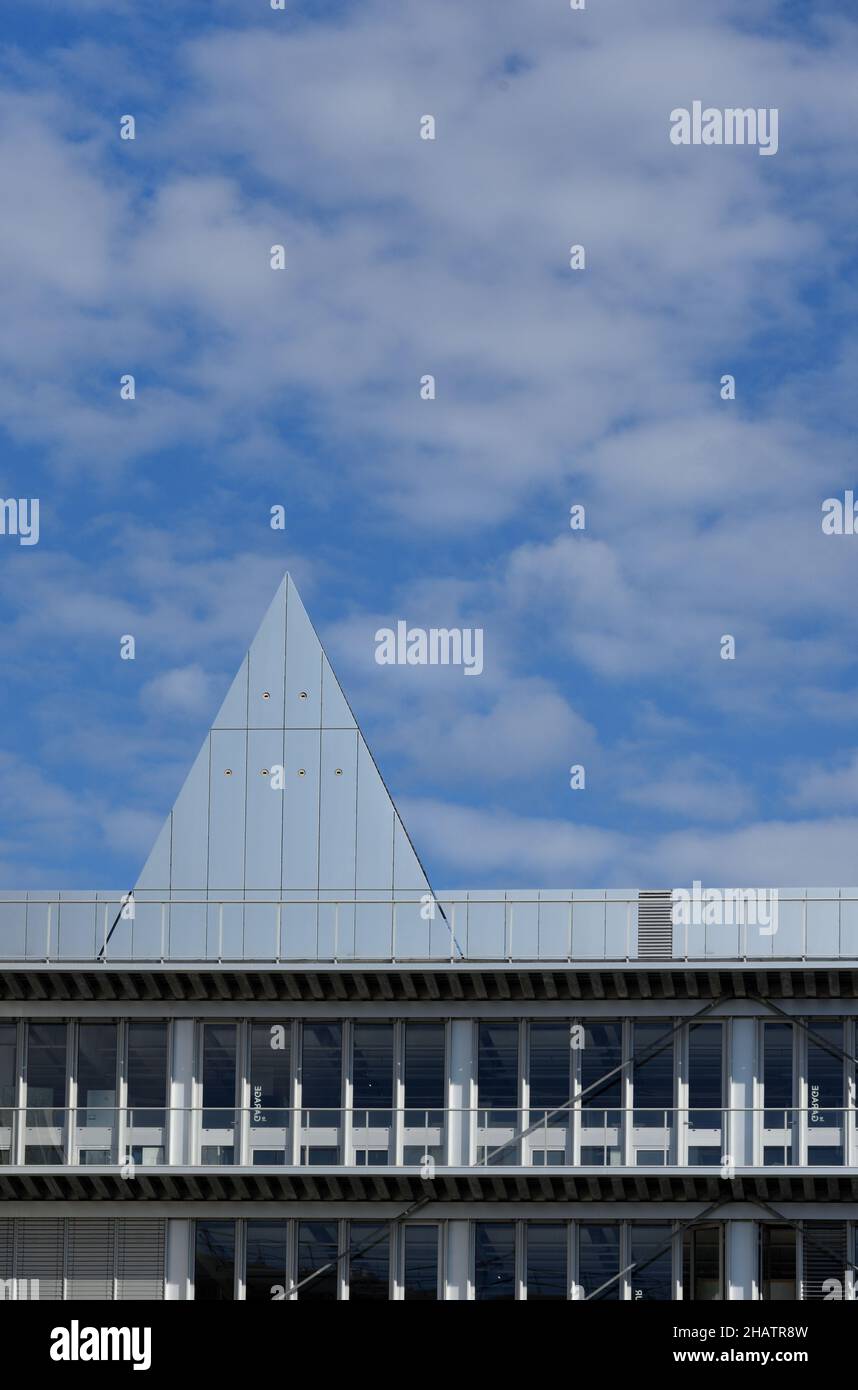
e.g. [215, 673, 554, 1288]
[127, 1022, 168, 1110]
[245, 1220, 288, 1302]
[250, 1022, 291, 1114]
[633, 1023, 673, 1112]
[301, 1023, 342, 1110]
[807, 1021, 843, 1163]
[478, 1024, 518, 1110]
[763, 1023, 793, 1110]
[403, 1226, 439, 1301]
[352, 1024, 393, 1109]
[77, 1023, 117, 1113]
[0, 1025, 15, 1107]
[297, 1221, 339, 1300]
[474, 1222, 515, 1301]
[349, 1221, 389, 1300]
[202, 1025, 236, 1108]
[526, 1223, 567, 1301]
[578, 1223, 619, 1301]
[688, 1024, 722, 1110]
[761, 1225, 796, 1300]
[682, 1225, 722, 1301]
[630, 1224, 673, 1301]
[195, 1219, 235, 1300]
[27, 1023, 67, 1107]
[0, 1024, 15, 1165]
[582, 1023, 621, 1111]
[404, 1023, 445, 1110]
[529, 1024, 570, 1110]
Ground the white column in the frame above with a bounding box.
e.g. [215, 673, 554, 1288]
[169, 1019, 195, 1165]
[165, 1218, 191, 1300]
[445, 1220, 470, 1300]
[729, 1017, 755, 1168]
[448, 1020, 474, 1165]
[728, 1220, 758, 1300]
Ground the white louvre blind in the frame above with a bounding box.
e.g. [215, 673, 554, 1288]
[637, 891, 674, 959]
[67, 1219, 114, 1301]
[0, 1219, 13, 1298]
[802, 1223, 847, 1301]
[18, 1219, 63, 1301]
[116, 1219, 165, 1301]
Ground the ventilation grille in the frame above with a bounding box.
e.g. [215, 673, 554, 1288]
[802, 1222, 846, 1301]
[637, 891, 674, 959]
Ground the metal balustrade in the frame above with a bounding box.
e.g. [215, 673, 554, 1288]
[1, 891, 858, 963]
[0, 1106, 851, 1168]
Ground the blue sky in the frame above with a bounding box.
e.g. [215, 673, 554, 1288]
[2, 0, 858, 890]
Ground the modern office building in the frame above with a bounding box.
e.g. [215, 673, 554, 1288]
[1, 574, 858, 1301]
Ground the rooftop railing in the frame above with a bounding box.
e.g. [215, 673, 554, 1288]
[1, 892, 857, 965]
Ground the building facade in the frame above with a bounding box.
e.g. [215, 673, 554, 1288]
[1, 575, 857, 1301]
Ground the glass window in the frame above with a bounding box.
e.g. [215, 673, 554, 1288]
[478, 1024, 518, 1112]
[763, 1022, 793, 1164]
[77, 1023, 117, 1117]
[0, 1025, 15, 1107]
[245, 1220, 288, 1302]
[403, 1225, 439, 1300]
[127, 1022, 168, 1117]
[577, 1223, 619, 1301]
[630, 1224, 673, 1301]
[404, 1022, 445, 1115]
[633, 1022, 674, 1118]
[249, 1022, 291, 1119]
[297, 1221, 339, 1300]
[526, 1223, 567, 1301]
[349, 1221, 389, 1300]
[581, 1023, 622, 1112]
[201, 1024, 237, 1165]
[806, 1021, 843, 1165]
[529, 1024, 571, 1110]
[25, 1022, 67, 1163]
[27, 1022, 67, 1108]
[474, 1222, 516, 1301]
[687, 1022, 723, 1165]
[352, 1024, 393, 1110]
[195, 1219, 236, 1300]
[301, 1023, 342, 1117]
[761, 1224, 796, 1300]
[682, 1225, 722, 1300]
[0, 1024, 15, 1165]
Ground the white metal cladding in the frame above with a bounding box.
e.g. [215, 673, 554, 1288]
[132, 575, 432, 959]
[637, 891, 674, 959]
[0, 1219, 165, 1300]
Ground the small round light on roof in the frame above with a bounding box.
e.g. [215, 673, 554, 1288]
[262, 691, 271, 701]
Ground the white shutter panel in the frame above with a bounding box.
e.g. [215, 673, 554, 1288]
[0, 1219, 13, 1299]
[116, 1219, 165, 1300]
[17, 1219, 63, 1300]
[637, 891, 674, 959]
[67, 1219, 114, 1301]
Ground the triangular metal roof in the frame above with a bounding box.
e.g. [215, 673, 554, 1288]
[135, 573, 433, 901]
